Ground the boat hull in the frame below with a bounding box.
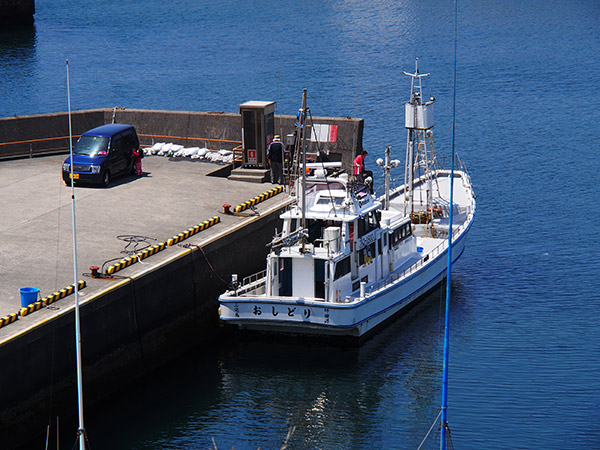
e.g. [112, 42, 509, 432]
[219, 221, 471, 338]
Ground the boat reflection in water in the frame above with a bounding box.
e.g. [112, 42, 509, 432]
[83, 281, 465, 450]
[213, 285, 457, 450]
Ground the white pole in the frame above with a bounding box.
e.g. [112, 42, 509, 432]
[66, 59, 86, 450]
[300, 89, 308, 253]
[384, 146, 391, 210]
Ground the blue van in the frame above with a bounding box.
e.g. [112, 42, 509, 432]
[62, 124, 140, 187]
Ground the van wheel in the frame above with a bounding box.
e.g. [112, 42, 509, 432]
[101, 170, 111, 187]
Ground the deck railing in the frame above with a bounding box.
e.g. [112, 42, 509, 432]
[235, 270, 267, 295]
[367, 218, 468, 296]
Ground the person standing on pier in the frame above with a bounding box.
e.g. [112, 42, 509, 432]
[133, 146, 143, 176]
[267, 135, 284, 185]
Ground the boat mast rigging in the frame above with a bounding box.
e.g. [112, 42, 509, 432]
[403, 60, 438, 225]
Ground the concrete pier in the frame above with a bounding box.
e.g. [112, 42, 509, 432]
[0, 109, 363, 449]
[0, 155, 290, 448]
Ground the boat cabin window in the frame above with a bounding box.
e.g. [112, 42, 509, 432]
[334, 256, 351, 280]
[278, 258, 292, 296]
[359, 242, 377, 265]
[357, 211, 380, 238]
[307, 219, 339, 244]
[306, 182, 345, 194]
[316, 196, 345, 207]
[315, 259, 325, 299]
[352, 183, 370, 198]
[390, 222, 412, 247]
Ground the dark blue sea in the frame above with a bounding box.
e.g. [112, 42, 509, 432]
[2, 0, 599, 449]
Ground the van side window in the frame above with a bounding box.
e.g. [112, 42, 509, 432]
[121, 131, 134, 149]
[111, 137, 123, 152]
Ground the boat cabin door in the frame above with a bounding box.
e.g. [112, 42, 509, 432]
[239, 101, 275, 168]
[277, 256, 326, 300]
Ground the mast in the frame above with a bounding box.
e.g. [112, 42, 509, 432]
[377, 146, 399, 210]
[403, 60, 434, 218]
[384, 146, 391, 210]
[441, 0, 459, 448]
[66, 59, 86, 450]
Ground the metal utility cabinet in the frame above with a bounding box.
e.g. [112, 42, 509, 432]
[239, 101, 275, 168]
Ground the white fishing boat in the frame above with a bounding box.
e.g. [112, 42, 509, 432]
[219, 63, 475, 338]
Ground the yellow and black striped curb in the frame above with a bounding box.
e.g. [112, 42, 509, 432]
[166, 216, 220, 246]
[233, 186, 283, 213]
[106, 241, 167, 275]
[18, 280, 87, 317]
[0, 313, 18, 329]
[105, 216, 221, 276]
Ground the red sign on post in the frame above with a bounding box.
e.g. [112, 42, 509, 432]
[247, 149, 257, 164]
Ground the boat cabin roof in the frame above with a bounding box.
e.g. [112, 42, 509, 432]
[283, 178, 381, 222]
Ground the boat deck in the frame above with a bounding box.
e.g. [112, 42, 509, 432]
[389, 171, 473, 210]
[0, 154, 290, 340]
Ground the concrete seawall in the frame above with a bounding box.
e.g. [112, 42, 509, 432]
[0, 108, 364, 172]
[0, 190, 286, 449]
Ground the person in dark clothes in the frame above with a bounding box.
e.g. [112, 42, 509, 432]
[267, 135, 284, 184]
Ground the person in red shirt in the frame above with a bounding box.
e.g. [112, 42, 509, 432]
[353, 150, 368, 180]
[133, 147, 143, 176]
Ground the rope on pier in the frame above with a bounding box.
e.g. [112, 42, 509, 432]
[105, 216, 221, 275]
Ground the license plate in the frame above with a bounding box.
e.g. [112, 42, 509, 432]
[69, 173, 79, 179]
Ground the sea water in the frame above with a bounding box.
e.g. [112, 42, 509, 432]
[1, 0, 599, 448]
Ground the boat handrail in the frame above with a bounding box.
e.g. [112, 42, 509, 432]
[313, 235, 341, 255]
[237, 270, 267, 294]
[367, 219, 468, 297]
[375, 176, 403, 199]
[271, 228, 307, 249]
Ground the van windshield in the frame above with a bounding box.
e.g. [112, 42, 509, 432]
[74, 136, 109, 156]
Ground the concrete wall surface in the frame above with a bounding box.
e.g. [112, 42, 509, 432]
[0, 205, 281, 450]
[0, 109, 364, 171]
[0, 110, 105, 158]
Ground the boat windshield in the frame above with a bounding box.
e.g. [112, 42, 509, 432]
[306, 181, 345, 195]
[354, 182, 370, 197]
[316, 196, 345, 206]
[74, 136, 109, 156]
